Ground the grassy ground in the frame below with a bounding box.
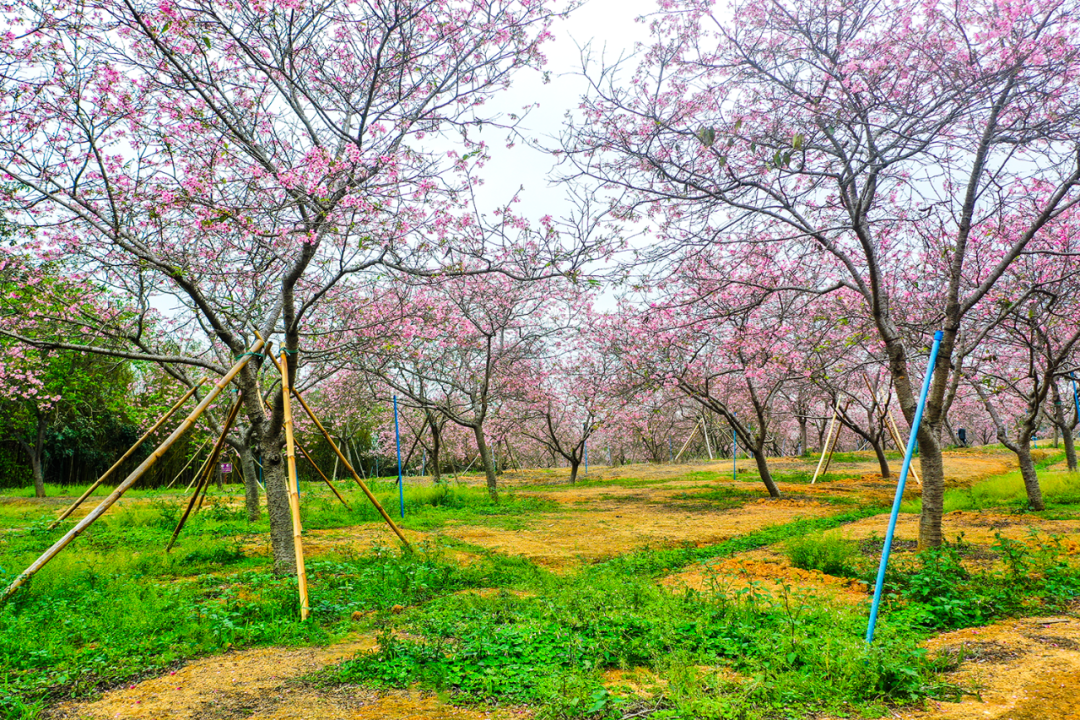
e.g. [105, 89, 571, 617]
[0, 449, 1078, 719]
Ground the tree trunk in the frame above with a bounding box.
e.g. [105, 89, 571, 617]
[472, 425, 498, 501]
[568, 458, 580, 484]
[871, 436, 891, 478]
[240, 443, 261, 522]
[1016, 439, 1045, 511]
[752, 443, 781, 498]
[1063, 425, 1078, 473]
[798, 416, 808, 456]
[428, 413, 442, 482]
[916, 433, 945, 549]
[1049, 382, 1078, 472]
[260, 432, 297, 574]
[18, 415, 48, 498]
[29, 453, 45, 498]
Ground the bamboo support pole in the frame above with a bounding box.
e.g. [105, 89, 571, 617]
[862, 375, 920, 485]
[702, 415, 714, 460]
[185, 448, 215, 492]
[2, 339, 265, 603]
[819, 411, 843, 478]
[886, 412, 921, 485]
[167, 395, 245, 551]
[674, 420, 702, 463]
[280, 350, 310, 621]
[264, 352, 410, 548]
[167, 436, 213, 490]
[297, 439, 350, 509]
[50, 379, 207, 529]
[811, 399, 841, 484]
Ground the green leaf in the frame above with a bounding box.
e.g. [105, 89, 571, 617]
[203, 36, 211, 50]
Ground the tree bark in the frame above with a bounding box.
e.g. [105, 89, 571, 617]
[472, 425, 498, 501]
[871, 436, 892, 478]
[427, 411, 442, 482]
[260, 432, 296, 574]
[568, 458, 580, 484]
[1063, 425, 1078, 473]
[240, 443, 261, 522]
[18, 415, 48, 498]
[916, 432, 945, 548]
[752, 443, 781, 498]
[1049, 382, 1078, 472]
[1015, 439, 1046, 511]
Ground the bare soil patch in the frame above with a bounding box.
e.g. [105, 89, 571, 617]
[878, 616, 1080, 720]
[47, 633, 525, 720]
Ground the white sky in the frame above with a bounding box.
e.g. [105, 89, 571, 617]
[474, 0, 660, 219]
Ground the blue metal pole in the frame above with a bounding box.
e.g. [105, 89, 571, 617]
[866, 331, 944, 644]
[1071, 374, 1079, 425]
[584, 439, 588, 477]
[732, 413, 737, 479]
[394, 396, 404, 519]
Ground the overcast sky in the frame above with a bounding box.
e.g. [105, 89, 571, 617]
[474, 0, 660, 219]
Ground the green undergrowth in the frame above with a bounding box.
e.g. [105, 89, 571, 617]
[901, 452, 1079, 514]
[299, 482, 557, 532]
[329, 555, 949, 720]
[596, 506, 885, 580]
[0, 538, 520, 718]
[785, 529, 1080, 631]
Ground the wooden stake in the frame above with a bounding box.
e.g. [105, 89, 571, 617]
[166, 436, 212, 490]
[296, 438, 350, 509]
[166, 392, 246, 551]
[2, 339, 265, 603]
[674, 420, 702, 463]
[702, 415, 714, 460]
[264, 352, 410, 548]
[886, 412, 921, 485]
[811, 398, 841, 484]
[185, 448, 216, 492]
[862, 375, 920, 485]
[280, 350, 310, 621]
[49, 379, 207, 529]
[819, 404, 847, 478]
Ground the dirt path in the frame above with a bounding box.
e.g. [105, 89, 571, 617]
[869, 615, 1080, 720]
[47, 633, 524, 720]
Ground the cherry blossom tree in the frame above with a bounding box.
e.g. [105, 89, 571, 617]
[0, 0, 578, 573]
[566, 0, 1080, 545]
[342, 272, 579, 499]
[966, 256, 1080, 509]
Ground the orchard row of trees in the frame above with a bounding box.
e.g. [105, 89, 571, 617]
[1, 0, 1079, 573]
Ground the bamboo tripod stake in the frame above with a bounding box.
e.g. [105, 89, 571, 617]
[674, 420, 702, 463]
[811, 398, 842, 484]
[862, 376, 921, 485]
[50, 379, 208, 529]
[167, 436, 213, 489]
[260, 398, 350, 509]
[1, 338, 266, 603]
[263, 352, 409, 548]
[819, 400, 850, 479]
[296, 439, 350, 509]
[166, 395, 246, 552]
[702, 415, 714, 460]
[280, 350, 310, 621]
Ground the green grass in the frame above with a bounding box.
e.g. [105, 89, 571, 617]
[1, 458, 1078, 720]
[900, 452, 1080, 514]
[786, 532, 858, 576]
